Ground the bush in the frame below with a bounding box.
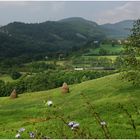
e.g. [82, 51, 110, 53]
[11, 71, 22, 80]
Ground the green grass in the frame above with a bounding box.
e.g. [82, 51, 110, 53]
[82, 55, 118, 61]
[0, 73, 140, 139]
[86, 44, 123, 55]
[0, 75, 15, 82]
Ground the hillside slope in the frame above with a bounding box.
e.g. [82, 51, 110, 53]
[101, 20, 134, 39]
[0, 18, 105, 62]
[59, 17, 103, 38]
[0, 73, 140, 139]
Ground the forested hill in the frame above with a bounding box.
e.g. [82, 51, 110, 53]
[0, 17, 105, 63]
[0, 17, 134, 63]
[101, 20, 134, 39]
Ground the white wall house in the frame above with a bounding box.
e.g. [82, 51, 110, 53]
[74, 67, 84, 71]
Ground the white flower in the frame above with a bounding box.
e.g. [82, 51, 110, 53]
[68, 121, 79, 129]
[73, 123, 79, 128]
[18, 128, 25, 133]
[46, 100, 53, 106]
[68, 121, 74, 127]
[15, 133, 21, 138]
[100, 121, 106, 126]
[29, 132, 35, 138]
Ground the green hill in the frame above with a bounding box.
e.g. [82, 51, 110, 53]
[59, 17, 104, 38]
[101, 20, 134, 39]
[0, 18, 134, 65]
[0, 73, 140, 139]
[0, 18, 105, 63]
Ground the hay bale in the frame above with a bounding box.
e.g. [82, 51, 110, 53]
[61, 82, 69, 94]
[10, 89, 18, 99]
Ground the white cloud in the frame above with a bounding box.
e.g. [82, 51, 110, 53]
[49, 2, 66, 13]
[0, 1, 28, 7]
[96, 2, 140, 24]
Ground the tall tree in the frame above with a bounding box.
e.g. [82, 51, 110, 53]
[122, 19, 140, 85]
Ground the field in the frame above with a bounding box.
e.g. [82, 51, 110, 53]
[0, 74, 15, 82]
[0, 73, 140, 139]
[85, 44, 124, 56]
[20, 44, 124, 71]
[82, 55, 118, 61]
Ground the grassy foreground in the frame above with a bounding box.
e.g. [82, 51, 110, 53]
[0, 73, 140, 139]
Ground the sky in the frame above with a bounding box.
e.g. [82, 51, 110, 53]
[0, 1, 140, 25]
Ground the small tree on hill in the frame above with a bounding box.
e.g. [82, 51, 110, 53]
[11, 71, 22, 80]
[121, 19, 140, 85]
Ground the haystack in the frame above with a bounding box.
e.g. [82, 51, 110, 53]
[61, 82, 69, 94]
[10, 89, 18, 99]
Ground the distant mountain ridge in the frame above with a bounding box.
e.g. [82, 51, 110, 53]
[1, 17, 134, 40]
[0, 17, 134, 40]
[1, 17, 105, 41]
[59, 17, 98, 27]
[101, 20, 134, 39]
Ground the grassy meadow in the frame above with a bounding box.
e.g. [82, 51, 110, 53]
[85, 44, 123, 56]
[0, 73, 140, 139]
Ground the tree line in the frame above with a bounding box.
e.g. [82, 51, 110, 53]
[0, 70, 115, 97]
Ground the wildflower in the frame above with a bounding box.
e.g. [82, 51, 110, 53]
[68, 121, 74, 127]
[18, 128, 25, 133]
[15, 133, 21, 138]
[29, 132, 35, 138]
[73, 123, 80, 128]
[100, 121, 106, 126]
[46, 100, 53, 106]
[68, 121, 79, 130]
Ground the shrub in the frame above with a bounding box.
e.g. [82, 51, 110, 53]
[11, 71, 22, 80]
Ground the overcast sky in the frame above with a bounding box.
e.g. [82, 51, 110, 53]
[0, 1, 140, 25]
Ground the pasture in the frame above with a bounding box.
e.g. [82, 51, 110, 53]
[0, 74, 140, 139]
